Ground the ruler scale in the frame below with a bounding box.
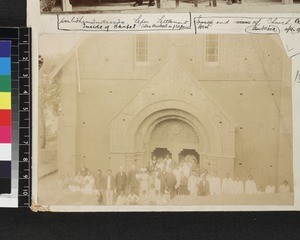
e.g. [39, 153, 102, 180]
[18, 28, 31, 207]
[0, 27, 31, 208]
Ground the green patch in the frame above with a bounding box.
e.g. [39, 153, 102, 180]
[0, 75, 11, 92]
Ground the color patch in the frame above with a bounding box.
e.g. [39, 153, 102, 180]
[0, 39, 12, 196]
[0, 126, 11, 143]
[0, 161, 11, 178]
[0, 92, 11, 109]
[0, 144, 11, 160]
[0, 110, 11, 126]
[0, 58, 10, 75]
[0, 75, 11, 92]
[0, 41, 10, 57]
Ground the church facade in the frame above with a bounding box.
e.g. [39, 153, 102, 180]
[46, 34, 293, 189]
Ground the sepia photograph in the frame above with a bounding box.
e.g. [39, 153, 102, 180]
[37, 33, 293, 208]
[40, 0, 300, 13]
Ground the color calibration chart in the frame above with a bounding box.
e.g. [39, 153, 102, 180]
[0, 27, 31, 208]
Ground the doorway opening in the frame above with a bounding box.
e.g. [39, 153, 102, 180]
[179, 149, 200, 164]
[151, 148, 172, 160]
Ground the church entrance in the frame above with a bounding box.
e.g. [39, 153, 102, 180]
[144, 118, 201, 168]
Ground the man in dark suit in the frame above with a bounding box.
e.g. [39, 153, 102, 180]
[96, 169, 104, 205]
[158, 167, 168, 194]
[198, 175, 210, 196]
[165, 168, 177, 199]
[103, 169, 115, 205]
[115, 166, 127, 196]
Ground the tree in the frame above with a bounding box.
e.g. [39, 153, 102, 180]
[39, 55, 62, 149]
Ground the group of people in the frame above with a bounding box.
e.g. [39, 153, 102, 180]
[57, 155, 291, 206]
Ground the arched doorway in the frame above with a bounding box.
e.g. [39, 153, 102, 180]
[144, 118, 200, 167]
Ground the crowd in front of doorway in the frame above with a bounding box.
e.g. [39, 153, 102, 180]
[57, 154, 291, 206]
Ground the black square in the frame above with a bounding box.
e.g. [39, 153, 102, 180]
[0, 178, 11, 194]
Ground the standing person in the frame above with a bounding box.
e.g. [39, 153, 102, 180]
[279, 180, 290, 194]
[188, 170, 200, 196]
[165, 168, 177, 200]
[201, 169, 211, 181]
[190, 158, 200, 177]
[96, 170, 104, 205]
[146, 160, 155, 174]
[209, 171, 221, 195]
[265, 180, 275, 194]
[198, 175, 210, 196]
[127, 165, 139, 195]
[245, 175, 257, 195]
[158, 167, 168, 194]
[137, 168, 149, 196]
[115, 166, 127, 196]
[103, 169, 115, 205]
[154, 170, 161, 193]
[151, 155, 157, 167]
[79, 163, 89, 177]
[233, 176, 244, 194]
[178, 171, 189, 195]
[222, 173, 234, 194]
[164, 154, 172, 167]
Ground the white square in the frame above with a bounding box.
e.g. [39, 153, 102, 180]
[0, 144, 11, 161]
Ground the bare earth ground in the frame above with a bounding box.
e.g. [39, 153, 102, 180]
[37, 172, 294, 206]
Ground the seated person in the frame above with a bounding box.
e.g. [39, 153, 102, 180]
[139, 190, 149, 205]
[156, 192, 169, 205]
[115, 190, 127, 205]
[127, 190, 140, 205]
[279, 180, 290, 194]
[245, 175, 257, 195]
[265, 180, 275, 194]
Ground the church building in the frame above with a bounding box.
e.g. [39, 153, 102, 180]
[43, 34, 293, 189]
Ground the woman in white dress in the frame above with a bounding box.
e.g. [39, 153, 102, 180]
[137, 168, 149, 196]
[233, 176, 244, 194]
[188, 171, 200, 196]
[209, 172, 221, 195]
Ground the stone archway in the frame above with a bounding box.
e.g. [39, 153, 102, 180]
[144, 118, 200, 167]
